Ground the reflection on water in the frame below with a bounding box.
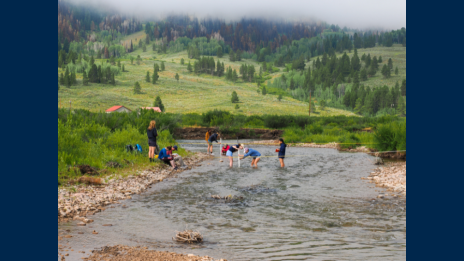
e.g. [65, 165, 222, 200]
[59, 140, 406, 261]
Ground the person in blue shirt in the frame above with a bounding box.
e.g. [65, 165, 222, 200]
[158, 146, 177, 170]
[226, 143, 244, 168]
[240, 148, 262, 168]
[276, 138, 286, 168]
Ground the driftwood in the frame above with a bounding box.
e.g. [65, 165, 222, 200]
[172, 230, 203, 244]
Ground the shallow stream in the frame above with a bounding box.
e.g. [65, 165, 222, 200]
[58, 140, 406, 260]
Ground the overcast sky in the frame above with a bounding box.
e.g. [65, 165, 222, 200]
[70, 0, 406, 30]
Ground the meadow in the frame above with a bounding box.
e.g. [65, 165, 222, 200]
[58, 33, 360, 117]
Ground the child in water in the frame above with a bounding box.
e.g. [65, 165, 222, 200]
[276, 138, 286, 167]
[221, 144, 230, 155]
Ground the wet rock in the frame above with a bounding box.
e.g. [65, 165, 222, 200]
[78, 232, 84, 234]
[102, 224, 112, 226]
[92, 230, 98, 234]
[77, 222, 86, 226]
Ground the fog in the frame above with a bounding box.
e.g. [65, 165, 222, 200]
[68, 0, 406, 30]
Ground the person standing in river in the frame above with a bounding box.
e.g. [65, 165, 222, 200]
[205, 129, 212, 153]
[147, 120, 158, 163]
[276, 138, 286, 168]
[208, 132, 221, 155]
[226, 143, 244, 167]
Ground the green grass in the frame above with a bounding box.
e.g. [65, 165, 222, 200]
[58, 34, 357, 117]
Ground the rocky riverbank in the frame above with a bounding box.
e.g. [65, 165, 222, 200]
[82, 245, 227, 261]
[58, 152, 211, 224]
[362, 162, 406, 197]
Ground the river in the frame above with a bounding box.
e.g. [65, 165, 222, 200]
[58, 140, 406, 260]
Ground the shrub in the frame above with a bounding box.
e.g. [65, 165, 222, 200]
[373, 121, 406, 151]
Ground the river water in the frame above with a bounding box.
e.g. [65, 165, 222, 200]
[59, 140, 406, 260]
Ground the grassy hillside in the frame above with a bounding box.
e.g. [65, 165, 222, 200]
[58, 35, 357, 116]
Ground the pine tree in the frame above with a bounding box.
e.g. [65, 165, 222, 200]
[133, 81, 141, 94]
[232, 69, 238, 83]
[311, 101, 316, 113]
[130, 56, 134, 64]
[235, 104, 240, 110]
[262, 86, 267, 95]
[122, 65, 125, 72]
[351, 48, 361, 71]
[146, 71, 150, 82]
[59, 73, 64, 85]
[187, 61, 192, 72]
[378, 56, 383, 63]
[142, 45, 146, 52]
[161, 61, 165, 71]
[181, 58, 184, 65]
[153, 96, 165, 112]
[360, 69, 368, 81]
[111, 73, 115, 86]
[401, 79, 406, 96]
[395, 66, 399, 75]
[290, 78, 295, 90]
[397, 96, 406, 116]
[152, 70, 159, 84]
[278, 94, 282, 101]
[353, 71, 360, 85]
[388, 58, 393, 70]
[154, 63, 160, 73]
[354, 98, 363, 114]
[381, 64, 390, 78]
[136, 55, 142, 65]
[229, 50, 235, 62]
[231, 91, 239, 103]
[365, 54, 371, 68]
[82, 70, 88, 86]
[175, 73, 179, 82]
[117, 60, 121, 69]
[217, 46, 223, 58]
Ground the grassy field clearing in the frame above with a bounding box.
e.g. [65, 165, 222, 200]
[58, 32, 404, 116]
[58, 48, 356, 116]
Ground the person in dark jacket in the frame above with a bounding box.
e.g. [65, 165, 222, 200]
[276, 138, 286, 167]
[207, 132, 221, 155]
[226, 143, 244, 167]
[147, 120, 158, 162]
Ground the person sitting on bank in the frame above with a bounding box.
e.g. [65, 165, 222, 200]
[168, 145, 188, 169]
[240, 147, 262, 168]
[158, 146, 177, 170]
[208, 132, 221, 155]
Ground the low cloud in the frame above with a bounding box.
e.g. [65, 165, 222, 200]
[68, 0, 406, 30]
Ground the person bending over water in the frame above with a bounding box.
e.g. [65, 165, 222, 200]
[226, 143, 244, 167]
[207, 132, 221, 155]
[240, 148, 261, 168]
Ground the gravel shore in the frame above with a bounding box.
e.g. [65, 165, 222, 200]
[362, 161, 406, 197]
[81, 245, 227, 261]
[58, 152, 211, 224]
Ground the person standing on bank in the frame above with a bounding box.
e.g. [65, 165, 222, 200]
[226, 143, 244, 168]
[240, 148, 261, 168]
[208, 132, 221, 155]
[147, 120, 158, 163]
[276, 138, 286, 168]
[205, 130, 212, 153]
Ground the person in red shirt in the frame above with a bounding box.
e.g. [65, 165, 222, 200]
[221, 144, 230, 155]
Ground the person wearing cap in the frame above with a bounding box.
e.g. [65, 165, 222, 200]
[226, 143, 244, 168]
[167, 145, 188, 169]
[240, 148, 262, 168]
